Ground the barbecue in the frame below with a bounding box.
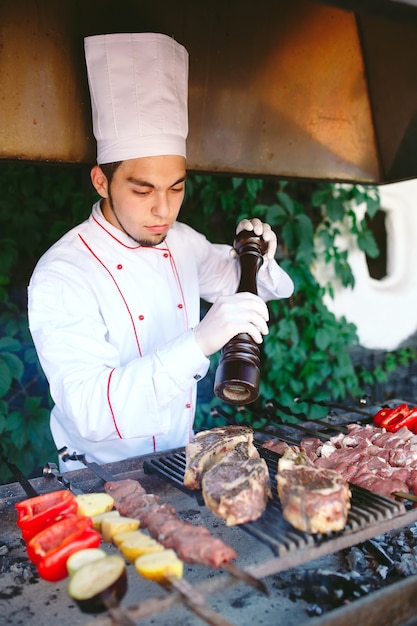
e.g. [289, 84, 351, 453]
[3, 401, 417, 625]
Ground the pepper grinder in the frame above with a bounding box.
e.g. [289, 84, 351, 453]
[214, 229, 268, 405]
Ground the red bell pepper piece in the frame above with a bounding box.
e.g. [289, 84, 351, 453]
[27, 515, 101, 582]
[15, 490, 78, 542]
[373, 403, 409, 429]
[385, 407, 417, 433]
[373, 407, 394, 427]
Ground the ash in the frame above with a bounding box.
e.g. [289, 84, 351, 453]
[270, 523, 417, 617]
[0, 538, 38, 592]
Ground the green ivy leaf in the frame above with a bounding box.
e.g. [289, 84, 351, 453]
[325, 197, 345, 221]
[365, 194, 381, 219]
[0, 353, 24, 381]
[276, 191, 296, 215]
[311, 188, 330, 208]
[0, 359, 12, 397]
[357, 228, 379, 258]
[0, 336, 21, 351]
[265, 204, 287, 224]
[245, 178, 262, 199]
[315, 328, 334, 350]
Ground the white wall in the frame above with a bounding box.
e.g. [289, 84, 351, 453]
[312, 180, 417, 350]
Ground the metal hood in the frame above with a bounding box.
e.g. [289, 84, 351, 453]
[1, 0, 416, 183]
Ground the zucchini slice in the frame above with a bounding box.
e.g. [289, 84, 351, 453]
[66, 548, 107, 577]
[68, 554, 127, 613]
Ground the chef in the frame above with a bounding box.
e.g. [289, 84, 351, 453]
[28, 32, 294, 471]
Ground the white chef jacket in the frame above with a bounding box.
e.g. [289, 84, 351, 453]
[28, 201, 294, 470]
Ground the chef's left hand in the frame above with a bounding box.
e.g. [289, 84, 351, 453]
[232, 218, 277, 261]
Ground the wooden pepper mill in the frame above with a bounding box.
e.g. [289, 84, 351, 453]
[214, 229, 268, 405]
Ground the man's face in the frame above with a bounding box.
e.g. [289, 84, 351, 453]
[92, 155, 186, 246]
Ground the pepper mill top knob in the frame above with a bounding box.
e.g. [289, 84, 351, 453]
[233, 229, 268, 259]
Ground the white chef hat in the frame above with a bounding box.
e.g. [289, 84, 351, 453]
[84, 32, 189, 164]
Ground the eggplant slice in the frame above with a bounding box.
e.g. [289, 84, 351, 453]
[68, 554, 127, 613]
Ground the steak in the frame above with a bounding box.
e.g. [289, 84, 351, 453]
[184, 425, 256, 489]
[276, 447, 352, 534]
[202, 442, 272, 525]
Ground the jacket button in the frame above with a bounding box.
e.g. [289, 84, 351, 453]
[186, 403, 191, 408]
[177, 303, 183, 309]
[163, 253, 169, 258]
[138, 315, 145, 321]
[117, 264, 123, 269]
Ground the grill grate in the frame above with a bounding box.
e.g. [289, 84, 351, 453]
[143, 437, 406, 556]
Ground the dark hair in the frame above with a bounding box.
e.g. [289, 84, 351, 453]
[99, 161, 122, 184]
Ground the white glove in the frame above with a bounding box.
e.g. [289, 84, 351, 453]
[193, 292, 269, 357]
[232, 218, 277, 261]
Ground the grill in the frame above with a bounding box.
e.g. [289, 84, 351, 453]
[143, 438, 406, 557]
[144, 407, 417, 562]
[4, 407, 417, 626]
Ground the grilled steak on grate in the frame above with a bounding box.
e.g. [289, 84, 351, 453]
[201, 442, 272, 525]
[277, 447, 352, 534]
[184, 425, 256, 490]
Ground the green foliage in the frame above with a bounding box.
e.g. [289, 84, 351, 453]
[0, 296, 56, 481]
[0, 162, 97, 483]
[356, 347, 417, 388]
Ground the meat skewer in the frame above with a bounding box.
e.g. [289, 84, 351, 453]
[104, 478, 268, 594]
[59, 448, 268, 596]
[51, 455, 234, 626]
[29, 465, 137, 626]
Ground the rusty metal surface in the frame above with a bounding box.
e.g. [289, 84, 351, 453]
[0, 1, 95, 163]
[1, 0, 417, 182]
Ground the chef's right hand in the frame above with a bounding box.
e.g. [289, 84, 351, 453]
[193, 292, 269, 357]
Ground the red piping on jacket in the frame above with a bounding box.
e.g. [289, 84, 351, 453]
[166, 242, 189, 330]
[78, 234, 142, 439]
[107, 369, 122, 438]
[78, 234, 142, 356]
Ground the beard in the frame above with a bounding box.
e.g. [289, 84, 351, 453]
[107, 191, 167, 247]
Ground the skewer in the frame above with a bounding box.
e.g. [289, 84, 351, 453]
[22, 465, 136, 626]
[294, 397, 375, 419]
[309, 418, 349, 434]
[42, 462, 84, 495]
[59, 449, 268, 607]
[101, 596, 137, 626]
[46, 457, 235, 626]
[58, 447, 117, 483]
[222, 561, 268, 595]
[162, 576, 234, 626]
[392, 490, 417, 504]
[0, 448, 38, 497]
